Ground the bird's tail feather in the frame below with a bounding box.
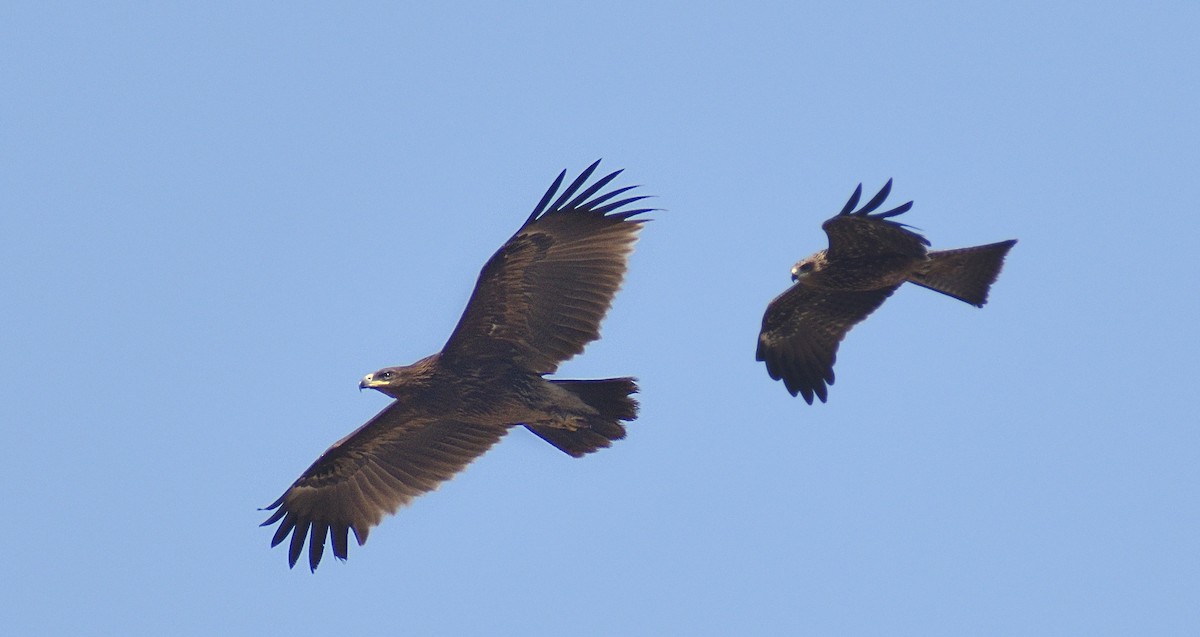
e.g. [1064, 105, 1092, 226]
[908, 240, 1016, 307]
[525, 378, 639, 458]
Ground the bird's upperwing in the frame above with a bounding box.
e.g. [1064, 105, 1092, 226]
[261, 404, 508, 571]
[756, 284, 897, 403]
[440, 160, 652, 374]
[822, 180, 929, 260]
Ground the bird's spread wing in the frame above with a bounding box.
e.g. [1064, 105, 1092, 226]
[822, 180, 928, 260]
[261, 405, 508, 570]
[756, 284, 897, 403]
[441, 160, 652, 373]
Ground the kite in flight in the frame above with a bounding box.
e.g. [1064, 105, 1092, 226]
[756, 180, 1016, 404]
[263, 161, 651, 570]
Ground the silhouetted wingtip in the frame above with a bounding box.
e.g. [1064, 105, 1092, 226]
[583, 184, 636, 210]
[612, 207, 658, 220]
[875, 200, 913, 219]
[259, 494, 284, 512]
[838, 184, 864, 216]
[331, 524, 350, 561]
[260, 510, 286, 529]
[564, 168, 621, 210]
[288, 521, 310, 569]
[270, 512, 297, 548]
[549, 160, 602, 213]
[837, 180, 913, 221]
[525, 161, 653, 223]
[594, 195, 652, 215]
[790, 383, 829, 405]
[526, 169, 568, 224]
[308, 523, 328, 572]
[857, 179, 893, 215]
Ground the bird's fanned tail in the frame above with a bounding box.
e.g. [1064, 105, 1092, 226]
[908, 240, 1017, 307]
[525, 378, 639, 457]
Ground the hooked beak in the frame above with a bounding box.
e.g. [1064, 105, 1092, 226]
[359, 373, 374, 391]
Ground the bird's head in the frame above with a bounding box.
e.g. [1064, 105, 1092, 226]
[359, 367, 402, 393]
[359, 355, 439, 400]
[791, 252, 827, 282]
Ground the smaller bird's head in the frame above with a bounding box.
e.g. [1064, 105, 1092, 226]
[790, 252, 827, 282]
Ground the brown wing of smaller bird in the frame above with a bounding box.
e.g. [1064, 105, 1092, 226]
[441, 160, 652, 374]
[261, 405, 507, 571]
[756, 284, 897, 404]
[821, 179, 928, 261]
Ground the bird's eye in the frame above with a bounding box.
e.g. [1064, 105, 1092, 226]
[380, 371, 393, 380]
[798, 263, 814, 272]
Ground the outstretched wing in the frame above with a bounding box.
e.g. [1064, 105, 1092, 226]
[822, 180, 928, 260]
[261, 405, 508, 571]
[441, 160, 652, 374]
[756, 284, 898, 403]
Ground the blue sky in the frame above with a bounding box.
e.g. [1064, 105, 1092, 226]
[2, 2, 1197, 635]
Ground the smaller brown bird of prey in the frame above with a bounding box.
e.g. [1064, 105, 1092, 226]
[262, 161, 651, 570]
[756, 180, 1016, 404]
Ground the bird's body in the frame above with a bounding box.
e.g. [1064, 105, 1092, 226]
[263, 161, 650, 570]
[790, 251, 912, 291]
[361, 355, 529, 421]
[757, 180, 1015, 403]
[361, 353, 624, 435]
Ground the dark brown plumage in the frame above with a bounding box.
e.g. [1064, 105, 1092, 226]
[756, 180, 1016, 404]
[262, 161, 651, 570]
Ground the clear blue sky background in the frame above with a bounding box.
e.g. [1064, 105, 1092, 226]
[3, 2, 1197, 635]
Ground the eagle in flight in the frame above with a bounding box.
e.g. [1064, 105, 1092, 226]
[756, 180, 1016, 404]
[262, 161, 651, 570]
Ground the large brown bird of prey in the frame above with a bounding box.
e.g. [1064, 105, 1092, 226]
[262, 161, 651, 570]
[756, 180, 1016, 404]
